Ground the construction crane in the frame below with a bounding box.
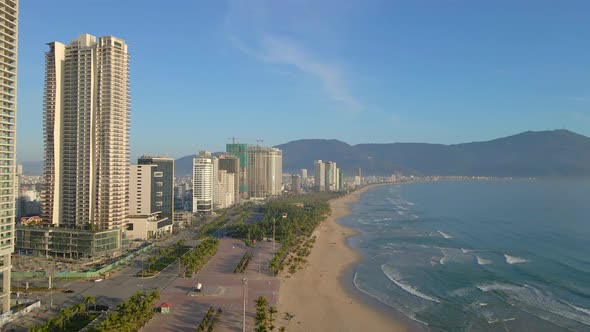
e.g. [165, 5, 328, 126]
[228, 136, 239, 144]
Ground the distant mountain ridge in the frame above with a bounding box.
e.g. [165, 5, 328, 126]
[21, 130, 590, 177]
[276, 130, 590, 177]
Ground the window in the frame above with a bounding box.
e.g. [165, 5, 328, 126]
[156, 182, 163, 187]
[154, 171, 163, 177]
[156, 192, 163, 197]
[156, 201, 163, 207]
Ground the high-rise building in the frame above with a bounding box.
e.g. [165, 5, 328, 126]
[325, 161, 338, 191]
[138, 156, 174, 221]
[0, 0, 17, 312]
[301, 169, 308, 179]
[217, 170, 235, 209]
[247, 146, 282, 198]
[41, 34, 130, 230]
[314, 160, 325, 191]
[218, 155, 240, 204]
[193, 151, 213, 213]
[291, 175, 301, 194]
[127, 164, 172, 240]
[129, 165, 155, 216]
[226, 143, 249, 198]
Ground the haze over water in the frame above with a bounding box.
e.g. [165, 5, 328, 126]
[342, 180, 590, 331]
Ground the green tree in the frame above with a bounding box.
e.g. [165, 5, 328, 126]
[84, 295, 97, 312]
[268, 306, 278, 331]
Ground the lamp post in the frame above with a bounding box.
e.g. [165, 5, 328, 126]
[242, 277, 248, 332]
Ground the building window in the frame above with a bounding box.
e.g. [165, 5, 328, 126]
[156, 182, 163, 187]
[154, 171, 163, 177]
[156, 192, 163, 197]
[156, 201, 163, 207]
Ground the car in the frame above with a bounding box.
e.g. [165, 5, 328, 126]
[63, 289, 74, 293]
[93, 278, 103, 283]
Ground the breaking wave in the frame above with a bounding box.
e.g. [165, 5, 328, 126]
[504, 254, 529, 264]
[381, 264, 440, 303]
[477, 256, 493, 265]
[438, 231, 453, 239]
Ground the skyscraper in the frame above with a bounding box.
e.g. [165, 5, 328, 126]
[138, 156, 174, 221]
[291, 175, 301, 194]
[314, 160, 325, 191]
[41, 34, 130, 230]
[226, 143, 249, 198]
[0, 0, 18, 313]
[301, 169, 308, 179]
[218, 154, 240, 204]
[325, 161, 337, 191]
[193, 151, 213, 213]
[247, 146, 282, 198]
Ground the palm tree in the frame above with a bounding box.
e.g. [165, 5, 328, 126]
[255, 296, 269, 332]
[268, 306, 278, 331]
[84, 295, 97, 312]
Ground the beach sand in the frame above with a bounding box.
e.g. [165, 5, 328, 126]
[278, 185, 407, 332]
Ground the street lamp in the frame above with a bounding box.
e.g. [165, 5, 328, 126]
[242, 277, 248, 332]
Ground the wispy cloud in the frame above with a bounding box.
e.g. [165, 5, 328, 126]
[224, 1, 363, 112]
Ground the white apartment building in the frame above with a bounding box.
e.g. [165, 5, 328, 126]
[217, 170, 235, 209]
[0, 0, 18, 313]
[129, 165, 155, 216]
[41, 34, 130, 230]
[314, 160, 325, 191]
[193, 152, 213, 213]
[325, 161, 337, 191]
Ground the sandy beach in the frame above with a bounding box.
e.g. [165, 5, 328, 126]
[278, 185, 407, 332]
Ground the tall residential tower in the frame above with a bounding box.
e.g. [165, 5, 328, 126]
[41, 34, 130, 230]
[0, 0, 18, 313]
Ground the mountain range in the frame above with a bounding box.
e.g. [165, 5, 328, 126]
[276, 130, 590, 177]
[20, 130, 590, 177]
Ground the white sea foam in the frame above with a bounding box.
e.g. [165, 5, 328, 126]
[438, 231, 453, 239]
[477, 256, 493, 265]
[448, 287, 472, 297]
[396, 205, 410, 211]
[396, 210, 405, 215]
[477, 283, 590, 326]
[405, 201, 415, 206]
[461, 248, 471, 253]
[504, 254, 529, 264]
[476, 282, 522, 293]
[353, 272, 429, 326]
[381, 264, 441, 303]
[565, 302, 590, 316]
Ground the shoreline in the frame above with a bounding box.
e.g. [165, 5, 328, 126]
[277, 184, 408, 332]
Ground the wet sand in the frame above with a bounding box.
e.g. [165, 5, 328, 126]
[278, 185, 407, 332]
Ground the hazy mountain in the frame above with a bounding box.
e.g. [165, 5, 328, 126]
[24, 130, 590, 178]
[20, 161, 43, 176]
[276, 130, 590, 177]
[174, 154, 197, 177]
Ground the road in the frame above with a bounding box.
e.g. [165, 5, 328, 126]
[3, 229, 199, 332]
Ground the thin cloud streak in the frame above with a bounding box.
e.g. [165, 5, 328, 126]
[258, 35, 362, 112]
[224, 1, 363, 112]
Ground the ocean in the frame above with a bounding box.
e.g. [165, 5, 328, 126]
[341, 180, 590, 331]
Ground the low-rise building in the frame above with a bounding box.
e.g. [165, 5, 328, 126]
[126, 213, 172, 241]
[15, 225, 126, 259]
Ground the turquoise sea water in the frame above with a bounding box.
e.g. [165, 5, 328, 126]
[341, 180, 590, 331]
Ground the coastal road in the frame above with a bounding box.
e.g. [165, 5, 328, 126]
[3, 230, 199, 331]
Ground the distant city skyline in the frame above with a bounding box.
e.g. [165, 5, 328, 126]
[16, 0, 590, 161]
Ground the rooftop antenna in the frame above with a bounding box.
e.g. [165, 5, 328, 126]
[228, 136, 239, 144]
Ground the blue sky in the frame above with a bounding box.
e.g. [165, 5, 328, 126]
[16, 0, 590, 161]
